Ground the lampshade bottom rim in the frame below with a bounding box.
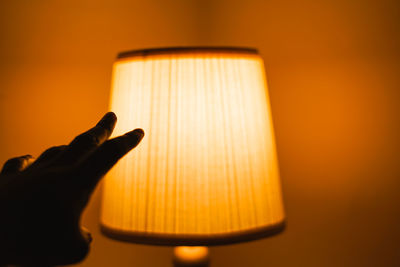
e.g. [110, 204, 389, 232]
[100, 220, 286, 246]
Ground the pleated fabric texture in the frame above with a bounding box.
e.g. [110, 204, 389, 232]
[100, 49, 285, 245]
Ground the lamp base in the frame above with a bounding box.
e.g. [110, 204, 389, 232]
[173, 246, 210, 267]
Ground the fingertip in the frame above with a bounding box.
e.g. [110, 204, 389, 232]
[21, 155, 35, 169]
[25, 155, 35, 165]
[1, 155, 34, 174]
[134, 128, 145, 138]
[105, 111, 117, 121]
[125, 128, 145, 142]
[97, 112, 117, 129]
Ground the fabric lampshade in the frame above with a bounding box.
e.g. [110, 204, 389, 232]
[100, 47, 285, 246]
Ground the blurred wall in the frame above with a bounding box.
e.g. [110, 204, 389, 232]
[0, 0, 399, 266]
[206, 1, 400, 267]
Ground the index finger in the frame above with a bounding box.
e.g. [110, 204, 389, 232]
[78, 128, 144, 193]
[56, 112, 117, 164]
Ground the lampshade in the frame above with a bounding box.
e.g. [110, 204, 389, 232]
[100, 47, 285, 246]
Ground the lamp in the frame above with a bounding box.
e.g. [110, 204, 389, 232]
[100, 47, 285, 266]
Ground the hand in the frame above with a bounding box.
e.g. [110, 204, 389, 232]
[0, 112, 144, 266]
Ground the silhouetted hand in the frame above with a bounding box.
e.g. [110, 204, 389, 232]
[0, 112, 144, 266]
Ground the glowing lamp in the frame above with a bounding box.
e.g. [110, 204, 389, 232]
[100, 47, 285, 266]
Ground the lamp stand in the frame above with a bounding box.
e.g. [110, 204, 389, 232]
[172, 246, 210, 267]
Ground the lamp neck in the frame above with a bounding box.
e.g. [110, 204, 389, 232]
[173, 246, 210, 267]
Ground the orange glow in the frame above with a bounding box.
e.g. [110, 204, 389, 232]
[2, 1, 399, 266]
[173, 246, 209, 264]
[100, 48, 285, 240]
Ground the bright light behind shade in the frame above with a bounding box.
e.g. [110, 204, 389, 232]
[100, 48, 285, 245]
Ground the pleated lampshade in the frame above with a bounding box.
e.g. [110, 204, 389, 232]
[100, 47, 285, 246]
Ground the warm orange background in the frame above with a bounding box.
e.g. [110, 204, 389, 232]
[0, 0, 399, 266]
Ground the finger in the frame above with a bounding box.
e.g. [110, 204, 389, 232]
[28, 145, 67, 168]
[78, 128, 144, 192]
[1, 155, 34, 174]
[56, 112, 117, 164]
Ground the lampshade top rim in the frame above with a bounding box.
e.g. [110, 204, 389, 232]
[117, 46, 259, 59]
